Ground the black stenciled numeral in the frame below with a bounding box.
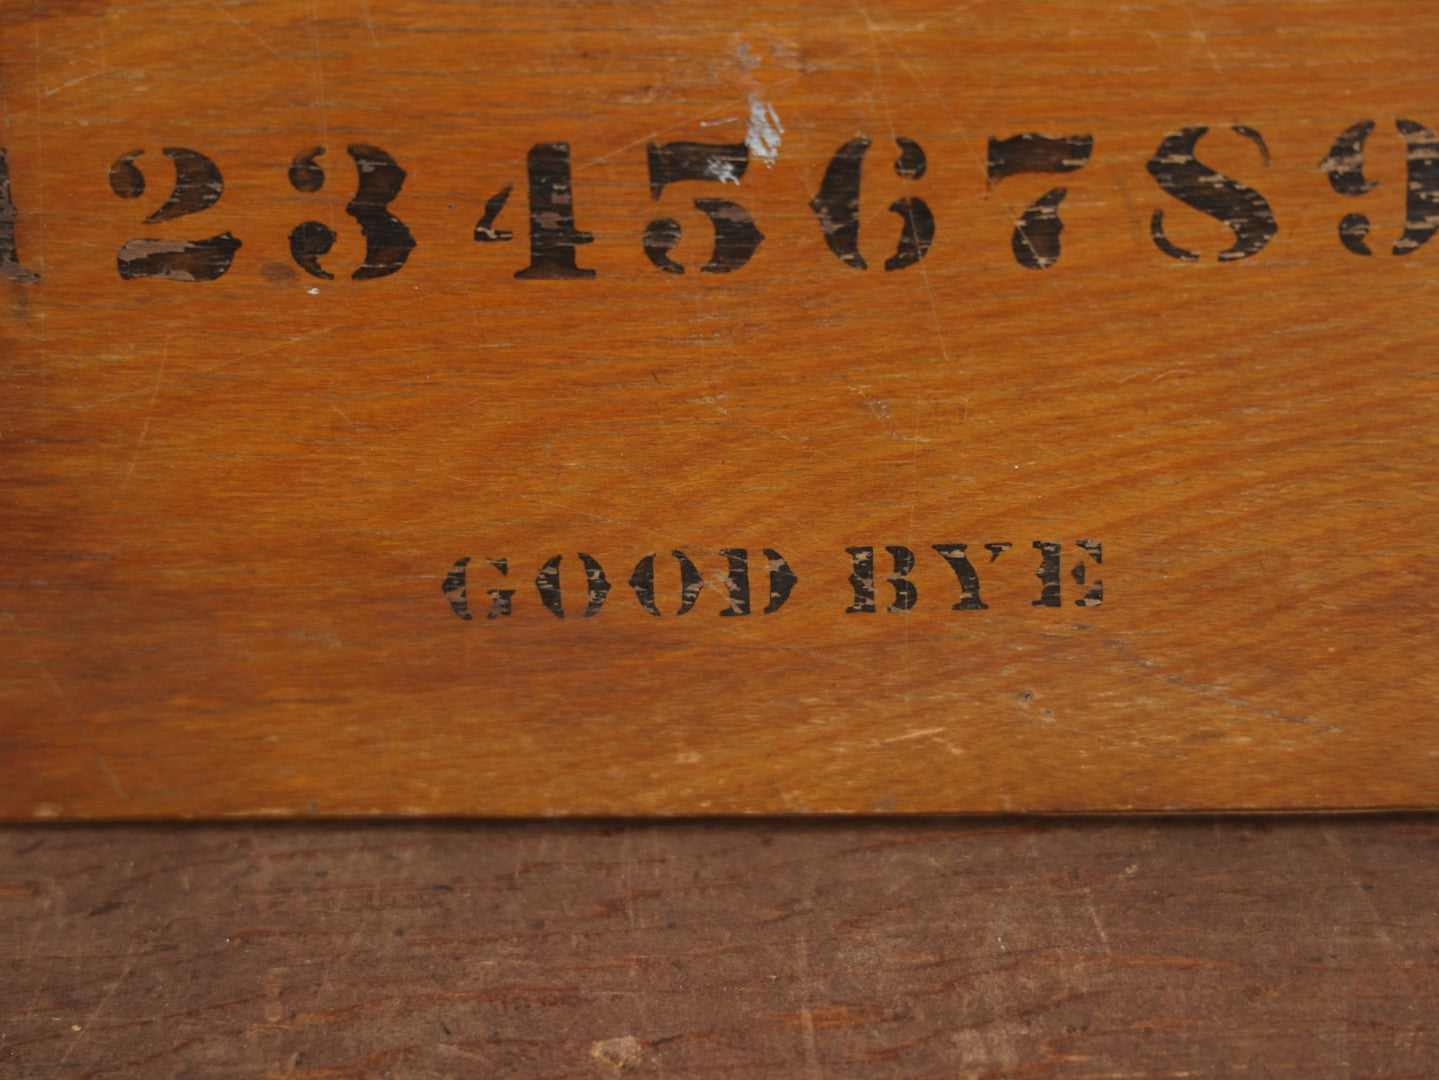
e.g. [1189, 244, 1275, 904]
[110, 147, 240, 281]
[1320, 119, 1439, 257]
[1147, 126, 1277, 262]
[515, 143, 595, 279]
[643, 142, 763, 274]
[288, 145, 416, 280]
[473, 184, 514, 243]
[0, 148, 40, 284]
[811, 136, 934, 271]
[987, 134, 1094, 270]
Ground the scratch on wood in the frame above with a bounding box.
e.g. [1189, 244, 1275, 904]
[3, 613, 128, 801]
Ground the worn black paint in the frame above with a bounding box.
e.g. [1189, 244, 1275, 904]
[287, 145, 416, 279]
[1147, 126, 1277, 262]
[16, 122, 1431, 283]
[578, 554, 612, 615]
[443, 557, 515, 620]
[289, 220, 337, 280]
[715, 548, 797, 615]
[473, 184, 514, 243]
[288, 147, 325, 194]
[641, 217, 685, 274]
[628, 551, 704, 616]
[0, 148, 39, 283]
[442, 557, 472, 621]
[287, 148, 334, 278]
[810, 137, 934, 272]
[644, 142, 762, 273]
[1322, 118, 1439, 257]
[535, 553, 610, 617]
[345, 145, 417, 280]
[628, 554, 662, 614]
[446, 542, 1099, 620]
[515, 142, 594, 280]
[884, 198, 935, 271]
[143, 148, 223, 224]
[884, 546, 917, 612]
[108, 148, 224, 223]
[535, 556, 564, 617]
[844, 546, 877, 613]
[117, 232, 241, 282]
[1072, 540, 1103, 607]
[987, 134, 1093, 270]
[484, 557, 515, 619]
[1231, 126, 1271, 166]
[1337, 211, 1373, 256]
[107, 150, 146, 200]
[1321, 120, 1379, 255]
[762, 549, 799, 614]
[932, 544, 987, 610]
[694, 198, 763, 272]
[110, 147, 239, 281]
[811, 138, 868, 269]
[1393, 119, 1439, 255]
[1032, 541, 1062, 608]
[894, 137, 927, 180]
[987, 133, 1094, 182]
[718, 549, 752, 616]
[845, 546, 916, 613]
[1321, 121, 1376, 197]
[647, 142, 748, 197]
[1008, 189, 1068, 270]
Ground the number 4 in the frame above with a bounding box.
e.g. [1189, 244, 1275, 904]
[0, 148, 40, 284]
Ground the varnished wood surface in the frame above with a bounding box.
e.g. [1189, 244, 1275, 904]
[1, 818, 1436, 1077]
[2, 0, 1437, 815]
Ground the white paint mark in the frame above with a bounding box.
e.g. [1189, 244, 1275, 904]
[702, 154, 741, 185]
[881, 726, 945, 745]
[799, 1004, 820, 1077]
[307, 286, 321, 295]
[746, 94, 784, 167]
[1086, 899, 1113, 955]
[590, 1035, 643, 1071]
[43, 70, 109, 97]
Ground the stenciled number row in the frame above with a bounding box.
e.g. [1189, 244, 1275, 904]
[0, 120, 1432, 284]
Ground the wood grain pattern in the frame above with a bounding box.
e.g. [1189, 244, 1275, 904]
[1, 818, 1436, 1077]
[1, 0, 1436, 815]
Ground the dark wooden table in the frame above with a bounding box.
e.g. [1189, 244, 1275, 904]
[2, 817, 1435, 1077]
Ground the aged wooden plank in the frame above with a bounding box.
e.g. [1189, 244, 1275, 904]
[1, 0, 1436, 815]
[0, 819, 1436, 1077]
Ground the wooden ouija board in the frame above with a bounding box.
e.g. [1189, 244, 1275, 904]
[1, 0, 1435, 817]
